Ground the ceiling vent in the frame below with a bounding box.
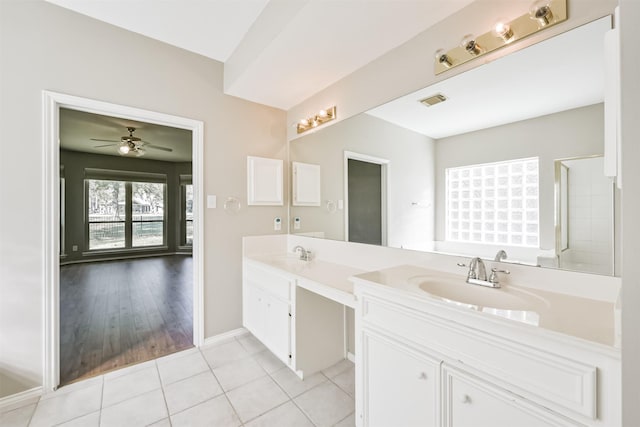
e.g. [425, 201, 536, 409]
[419, 93, 447, 107]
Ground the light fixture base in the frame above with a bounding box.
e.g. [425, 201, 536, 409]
[434, 0, 567, 75]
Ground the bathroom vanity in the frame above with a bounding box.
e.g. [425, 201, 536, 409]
[352, 265, 620, 427]
[242, 235, 620, 427]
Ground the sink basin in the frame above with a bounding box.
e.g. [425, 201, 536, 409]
[407, 275, 548, 312]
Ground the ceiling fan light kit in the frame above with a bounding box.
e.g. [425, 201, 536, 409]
[91, 126, 173, 158]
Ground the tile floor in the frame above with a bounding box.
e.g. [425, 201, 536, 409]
[0, 334, 355, 427]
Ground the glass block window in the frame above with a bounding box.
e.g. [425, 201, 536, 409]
[446, 157, 539, 247]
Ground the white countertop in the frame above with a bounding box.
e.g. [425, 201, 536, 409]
[244, 254, 364, 308]
[351, 264, 619, 349]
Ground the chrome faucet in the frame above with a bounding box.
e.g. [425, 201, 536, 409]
[468, 257, 487, 282]
[459, 257, 508, 288]
[494, 250, 508, 262]
[293, 245, 311, 261]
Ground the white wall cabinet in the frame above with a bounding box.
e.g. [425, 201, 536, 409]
[247, 156, 284, 206]
[354, 285, 620, 427]
[292, 161, 321, 206]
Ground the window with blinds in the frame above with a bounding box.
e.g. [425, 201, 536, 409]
[445, 157, 539, 247]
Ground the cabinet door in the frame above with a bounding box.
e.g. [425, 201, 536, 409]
[264, 296, 291, 364]
[442, 365, 578, 427]
[363, 331, 439, 427]
[243, 281, 267, 342]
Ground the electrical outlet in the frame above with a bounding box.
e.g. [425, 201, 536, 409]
[72, 245, 78, 252]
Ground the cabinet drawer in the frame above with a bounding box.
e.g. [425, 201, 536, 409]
[442, 364, 582, 427]
[360, 294, 597, 420]
[244, 263, 291, 301]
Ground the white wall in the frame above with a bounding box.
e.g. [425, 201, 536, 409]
[434, 104, 604, 257]
[0, 1, 287, 397]
[619, 1, 640, 424]
[290, 113, 435, 250]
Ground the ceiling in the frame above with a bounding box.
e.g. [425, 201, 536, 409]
[366, 17, 609, 139]
[59, 108, 193, 162]
[44, 0, 475, 110]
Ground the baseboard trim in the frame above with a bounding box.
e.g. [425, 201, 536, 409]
[0, 386, 43, 412]
[347, 352, 356, 363]
[202, 327, 249, 347]
[60, 252, 190, 266]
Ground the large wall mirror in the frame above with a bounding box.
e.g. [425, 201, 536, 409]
[290, 17, 620, 277]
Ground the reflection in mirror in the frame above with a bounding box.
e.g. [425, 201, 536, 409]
[289, 17, 619, 276]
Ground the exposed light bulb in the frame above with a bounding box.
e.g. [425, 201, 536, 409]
[492, 20, 514, 42]
[460, 34, 483, 56]
[299, 118, 309, 126]
[529, 0, 553, 27]
[119, 144, 130, 155]
[434, 48, 452, 68]
[318, 109, 328, 118]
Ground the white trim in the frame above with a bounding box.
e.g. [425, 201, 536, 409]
[343, 151, 389, 246]
[347, 351, 356, 363]
[202, 328, 249, 347]
[42, 91, 205, 392]
[0, 386, 43, 412]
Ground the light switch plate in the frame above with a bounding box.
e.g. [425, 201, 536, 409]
[207, 195, 217, 209]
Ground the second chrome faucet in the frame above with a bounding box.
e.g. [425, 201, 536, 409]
[460, 257, 509, 288]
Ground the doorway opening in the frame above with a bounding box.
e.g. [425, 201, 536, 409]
[343, 151, 389, 246]
[43, 91, 204, 391]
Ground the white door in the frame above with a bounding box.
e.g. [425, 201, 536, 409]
[363, 332, 439, 427]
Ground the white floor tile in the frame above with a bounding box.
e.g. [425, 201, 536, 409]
[334, 411, 356, 427]
[99, 389, 167, 427]
[237, 335, 267, 355]
[294, 381, 354, 427]
[147, 417, 171, 427]
[163, 371, 223, 415]
[226, 376, 288, 423]
[103, 359, 156, 381]
[244, 401, 314, 427]
[170, 395, 241, 427]
[29, 383, 102, 427]
[270, 367, 326, 398]
[252, 350, 286, 374]
[321, 359, 354, 380]
[0, 403, 36, 427]
[55, 410, 100, 427]
[331, 366, 355, 397]
[157, 351, 209, 386]
[212, 357, 266, 392]
[102, 365, 161, 408]
[41, 376, 103, 401]
[201, 340, 250, 369]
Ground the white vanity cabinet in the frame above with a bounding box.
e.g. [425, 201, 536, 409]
[243, 263, 292, 364]
[354, 282, 621, 427]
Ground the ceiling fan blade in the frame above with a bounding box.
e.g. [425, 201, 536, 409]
[145, 145, 173, 152]
[94, 144, 117, 148]
[90, 138, 120, 143]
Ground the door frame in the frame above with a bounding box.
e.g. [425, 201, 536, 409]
[42, 91, 205, 391]
[343, 151, 389, 246]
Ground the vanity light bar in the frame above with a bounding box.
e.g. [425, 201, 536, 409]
[434, 0, 567, 75]
[297, 106, 337, 134]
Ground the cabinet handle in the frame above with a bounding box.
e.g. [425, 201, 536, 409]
[461, 394, 472, 404]
[418, 372, 428, 380]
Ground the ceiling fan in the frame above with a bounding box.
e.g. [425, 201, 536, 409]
[91, 127, 173, 157]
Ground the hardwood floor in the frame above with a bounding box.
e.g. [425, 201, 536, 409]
[59, 255, 193, 385]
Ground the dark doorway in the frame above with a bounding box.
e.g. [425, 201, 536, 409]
[347, 158, 383, 245]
